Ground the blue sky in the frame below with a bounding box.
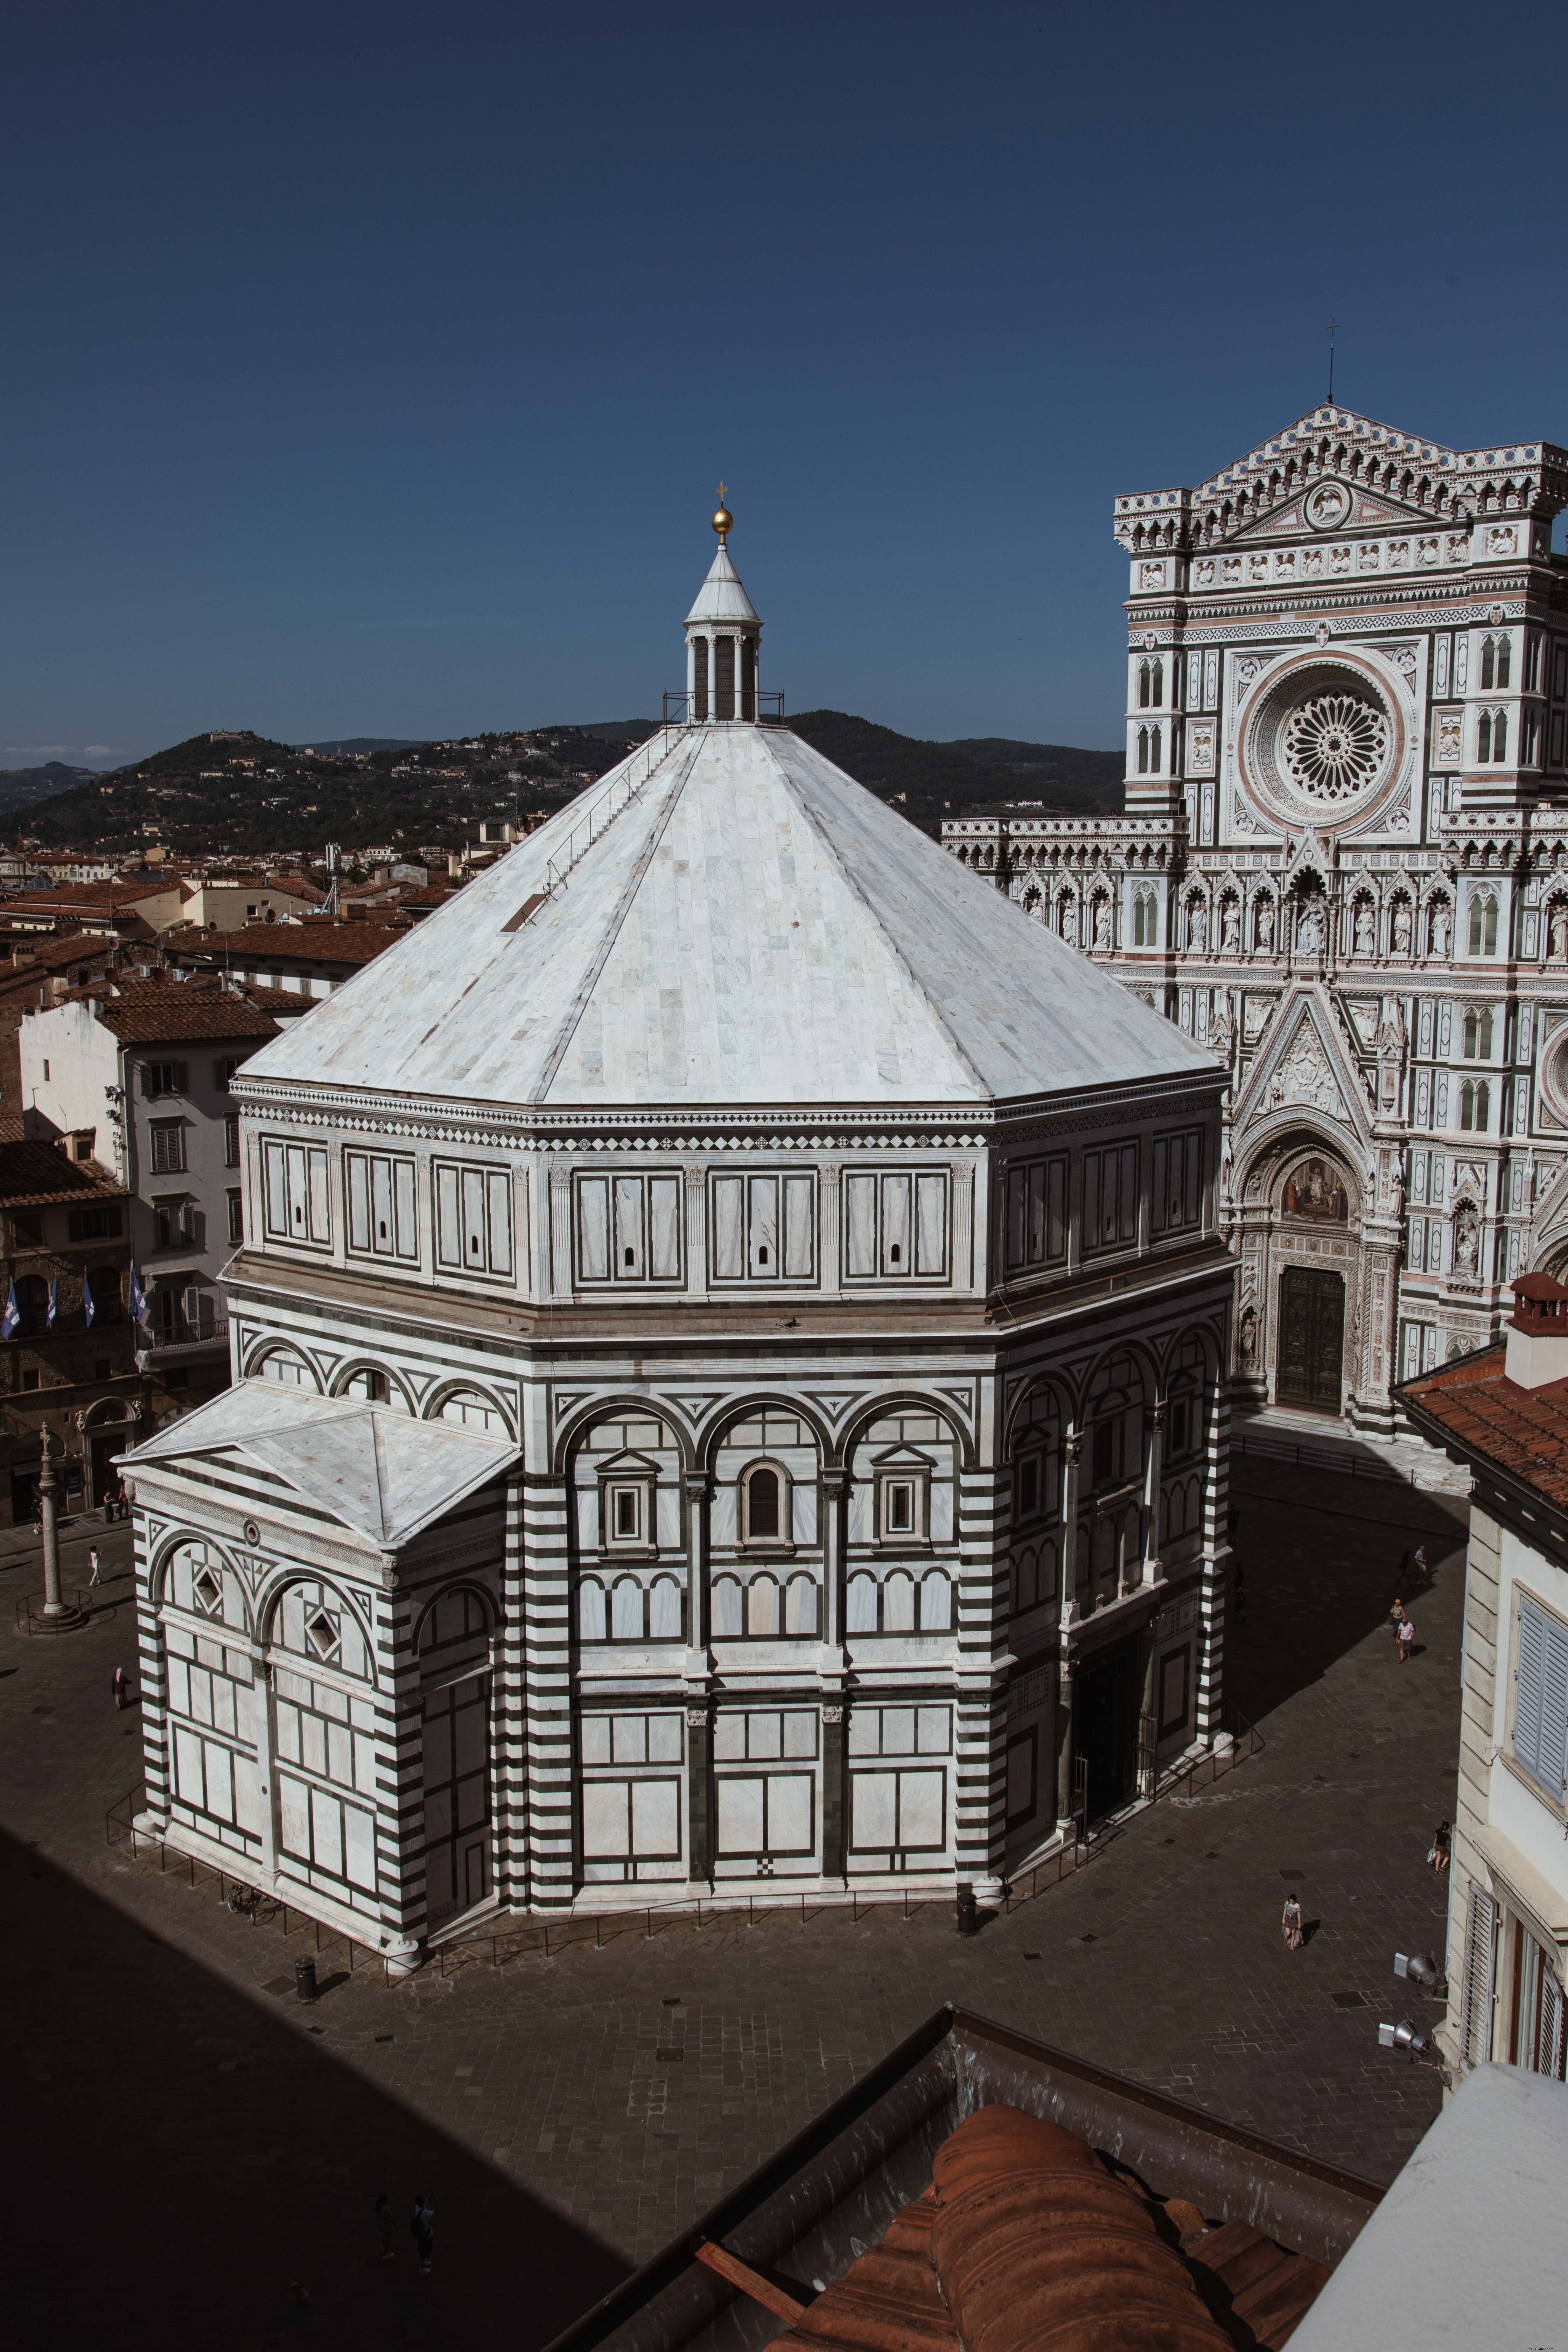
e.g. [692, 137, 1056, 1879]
[7, 0, 1568, 766]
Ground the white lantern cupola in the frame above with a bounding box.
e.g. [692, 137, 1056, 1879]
[684, 486, 762, 722]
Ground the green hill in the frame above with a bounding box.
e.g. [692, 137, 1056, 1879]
[788, 713, 1122, 836]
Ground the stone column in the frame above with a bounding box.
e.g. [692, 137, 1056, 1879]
[819, 1465, 848, 1655]
[1058, 1430, 1083, 1618]
[687, 1704, 713, 1885]
[132, 1502, 170, 1833]
[1137, 1624, 1158, 1799]
[1194, 1373, 1231, 1748]
[686, 632, 695, 712]
[1054, 1652, 1076, 1834]
[548, 1159, 573, 1301]
[38, 1430, 68, 1618]
[683, 1470, 712, 1662]
[250, 1649, 279, 1881]
[819, 1163, 842, 1292]
[820, 1701, 846, 1883]
[684, 1162, 707, 1295]
[952, 1461, 1011, 1898]
[1142, 1402, 1166, 1586]
[372, 1573, 428, 1974]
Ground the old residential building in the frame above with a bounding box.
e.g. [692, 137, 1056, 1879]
[118, 517, 1233, 1967]
[21, 980, 294, 1404]
[1401, 1274, 1568, 2083]
[946, 405, 1568, 1431]
[0, 1133, 139, 1522]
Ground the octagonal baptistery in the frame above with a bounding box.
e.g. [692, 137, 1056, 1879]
[120, 524, 1234, 1967]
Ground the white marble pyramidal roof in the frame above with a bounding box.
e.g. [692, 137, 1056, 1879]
[246, 535, 1216, 1112]
[684, 543, 760, 625]
[247, 726, 1213, 1108]
[122, 1380, 517, 1547]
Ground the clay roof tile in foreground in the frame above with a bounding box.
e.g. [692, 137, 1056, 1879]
[75, 984, 283, 1046]
[0, 1140, 126, 1208]
[1402, 1343, 1568, 1513]
[772, 2104, 1327, 2352]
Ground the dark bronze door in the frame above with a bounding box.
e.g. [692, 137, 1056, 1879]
[1074, 1638, 1139, 1825]
[1275, 1267, 1345, 1413]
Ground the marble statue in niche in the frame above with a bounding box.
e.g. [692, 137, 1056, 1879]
[1093, 896, 1111, 950]
[1353, 901, 1375, 956]
[1238, 1304, 1258, 1367]
[1452, 1203, 1480, 1276]
[1391, 898, 1413, 955]
[1186, 898, 1209, 951]
[1221, 898, 1240, 951]
[1296, 899, 1326, 954]
[1428, 899, 1452, 957]
[1550, 901, 1568, 960]
[1254, 896, 1276, 950]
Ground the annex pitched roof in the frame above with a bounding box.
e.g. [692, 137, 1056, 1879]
[241, 723, 1217, 1111]
[120, 1380, 517, 1548]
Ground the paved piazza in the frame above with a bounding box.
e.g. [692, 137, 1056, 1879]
[7, 1458, 1464, 2350]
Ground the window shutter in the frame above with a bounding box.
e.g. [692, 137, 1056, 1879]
[1517, 1596, 1548, 1788]
[175, 1062, 188, 1093]
[1543, 1610, 1568, 1804]
[1461, 1880, 1497, 2065]
[140, 1064, 153, 1098]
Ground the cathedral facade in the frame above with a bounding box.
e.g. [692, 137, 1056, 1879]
[118, 522, 1233, 1963]
[947, 405, 1568, 1429]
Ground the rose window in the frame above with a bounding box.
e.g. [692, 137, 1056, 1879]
[1280, 692, 1390, 801]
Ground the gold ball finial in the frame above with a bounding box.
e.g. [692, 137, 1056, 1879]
[712, 480, 733, 543]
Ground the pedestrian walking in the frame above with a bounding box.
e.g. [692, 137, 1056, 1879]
[1396, 1610, 1415, 1665]
[112, 1664, 128, 1710]
[88, 1547, 102, 1587]
[374, 2191, 396, 2261]
[1413, 1543, 1429, 1582]
[1427, 1820, 1451, 1875]
[411, 2192, 435, 2275]
[1281, 1895, 1304, 1951]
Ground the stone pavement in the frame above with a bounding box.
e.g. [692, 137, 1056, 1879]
[3, 1463, 1467, 2350]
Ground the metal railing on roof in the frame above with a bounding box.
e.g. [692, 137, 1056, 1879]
[541, 722, 687, 899]
[662, 689, 785, 725]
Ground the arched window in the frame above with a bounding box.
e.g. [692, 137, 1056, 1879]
[1496, 635, 1511, 689]
[1492, 710, 1508, 763]
[1478, 710, 1492, 763]
[712, 1575, 743, 1637]
[1460, 1081, 1476, 1131]
[1150, 659, 1163, 707]
[1148, 726, 1161, 774]
[1479, 1009, 1494, 1057]
[1476, 1080, 1491, 1130]
[742, 1463, 785, 1543]
[746, 1574, 780, 1637]
[1480, 636, 1496, 690]
[1463, 1008, 1478, 1057]
[1469, 892, 1499, 956]
[649, 1575, 682, 1639]
[610, 1578, 645, 1640]
[1137, 726, 1150, 774]
[847, 1572, 878, 1633]
[919, 1568, 953, 1631]
[883, 1570, 916, 1631]
[1133, 887, 1157, 946]
[1138, 661, 1152, 709]
[436, 1388, 509, 1433]
[573, 1580, 606, 1637]
[783, 1573, 818, 1635]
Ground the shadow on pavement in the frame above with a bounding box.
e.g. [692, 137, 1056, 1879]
[6, 1826, 628, 2351]
[1227, 1458, 1467, 1726]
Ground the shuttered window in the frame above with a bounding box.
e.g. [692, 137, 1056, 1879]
[1514, 1593, 1568, 1802]
[1152, 1128, 1204, 1236]
[708, 1172, 815, 1284]
[841, 1171, 948, 1282]
[1004, 1155, 1068, 1272]
[345, 1149, 418, 1262]
[262, 1138, 331, 1246]
[434, 1160, 515, 1280]
[1083, 1141, 1140, 1253]
[1461, 1880, 1496, 2065]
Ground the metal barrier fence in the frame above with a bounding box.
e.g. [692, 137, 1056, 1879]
[106, 1716, 1266, 1979]
[1232, 1428, 1427, 1486]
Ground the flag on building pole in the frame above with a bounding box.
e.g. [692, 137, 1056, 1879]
[83, 1278, 94, 1328]
[0, 1282, 18, 1339]
[129, 1265, 148, 1328]
[46, 1278, 57, 1330]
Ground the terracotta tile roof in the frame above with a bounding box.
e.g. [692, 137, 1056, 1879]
[1401, 1343, 1568, 1510]
[773, 2106, 1326, 2352]
[72, 983, 282, 1045]
[0, 1139, 126, 1208]
[3, 932, 120, 972]
[181, 920, 410, 965]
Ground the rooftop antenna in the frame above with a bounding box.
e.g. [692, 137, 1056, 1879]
[1326, 317, 1340, 407]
